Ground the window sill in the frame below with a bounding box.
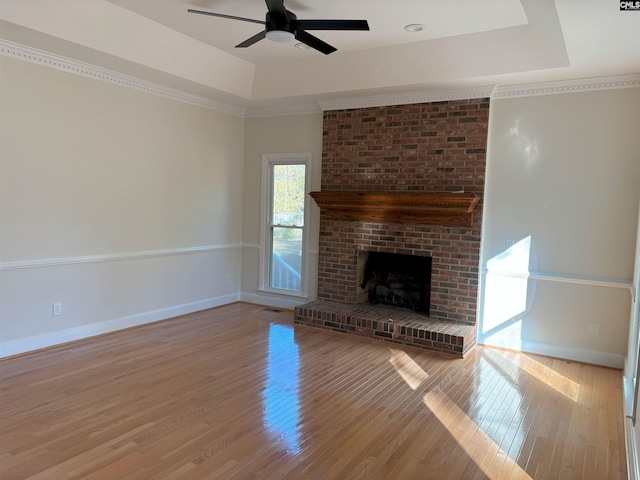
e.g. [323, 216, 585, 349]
[256, 288, 309, 300]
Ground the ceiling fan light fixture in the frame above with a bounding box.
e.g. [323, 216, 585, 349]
[188, 0, 369, 54]
[404, 23, 425, 33]
[265, 30, 295, 42]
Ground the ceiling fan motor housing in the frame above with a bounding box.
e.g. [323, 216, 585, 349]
[188, 1, 369, 54]
[268, 11, 296, 32]
[265, 10, 296, 42]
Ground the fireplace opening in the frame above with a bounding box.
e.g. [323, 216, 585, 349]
[356, 251, 432, 315]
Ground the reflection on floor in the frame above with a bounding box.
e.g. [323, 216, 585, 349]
[0, 303, 626, 479]
[264, 323, 301, 454]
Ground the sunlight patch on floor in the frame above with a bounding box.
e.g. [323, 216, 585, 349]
[388, 347, 531, 478]
[389, 348, 429, 390]
[423, 390, 533, 480]
[497, 350, 580, 402]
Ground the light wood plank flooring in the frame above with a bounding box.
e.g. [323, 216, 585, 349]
[0, 303, 627, 479]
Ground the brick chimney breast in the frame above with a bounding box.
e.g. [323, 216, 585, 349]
[317, 99, 489, 326]
[294, 98, 489, 356]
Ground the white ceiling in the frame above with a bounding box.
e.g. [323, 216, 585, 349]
[0, 0, 638, 110]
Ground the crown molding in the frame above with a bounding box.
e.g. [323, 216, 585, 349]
[0, 39, 246, 117]
[3, 39, 638, 117]
[312, 74, 640, 112]
[492, 74, 640, 99]
[315, 86, 495, 111]
[245, 103, 322, 118]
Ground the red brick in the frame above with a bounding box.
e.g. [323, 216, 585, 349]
[317, 99, 488, 326]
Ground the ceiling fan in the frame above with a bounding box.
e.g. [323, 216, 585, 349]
[188, 0, 370, 55]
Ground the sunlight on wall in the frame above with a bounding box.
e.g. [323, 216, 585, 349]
[264, 324, 301, 454]
[481, 236, 532, 348]
[508, 119, 540, 170]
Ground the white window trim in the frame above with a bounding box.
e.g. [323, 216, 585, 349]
[258, 152, 312, 299]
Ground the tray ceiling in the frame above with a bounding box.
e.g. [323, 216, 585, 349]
[0, 0, 638, 109]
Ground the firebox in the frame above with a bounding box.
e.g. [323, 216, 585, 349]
[356, 251, 432, 315]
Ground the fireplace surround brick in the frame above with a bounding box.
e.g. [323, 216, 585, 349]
[296, 99, 489, 356]
[294, 300, 476, 356]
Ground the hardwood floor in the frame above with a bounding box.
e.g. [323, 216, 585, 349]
[0, 303, 627, 479]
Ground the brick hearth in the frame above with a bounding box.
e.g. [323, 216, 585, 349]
[295, 99, 489, 356]
[295, 300, 476, 356]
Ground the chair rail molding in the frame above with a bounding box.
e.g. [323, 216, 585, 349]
[0, 244, 242, 271]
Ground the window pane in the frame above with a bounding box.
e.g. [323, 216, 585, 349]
[272, 164, 305, 226]
[270, 227, 302, 292]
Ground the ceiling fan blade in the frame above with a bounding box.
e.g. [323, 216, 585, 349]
[265, 0, 288, 21]
[295, 19, 370, 31]
[295, 30, 336, 55]
[187, 9, 264, 25]
[236, 31, 267, 48]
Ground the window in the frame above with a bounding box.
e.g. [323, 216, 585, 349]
[260, 153, 311, 296]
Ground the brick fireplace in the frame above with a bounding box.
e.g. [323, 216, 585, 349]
[295, 99, 489, 356]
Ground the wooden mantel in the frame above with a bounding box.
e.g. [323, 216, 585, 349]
[309, 190, 480, 227]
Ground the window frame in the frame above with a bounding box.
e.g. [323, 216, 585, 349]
[258, 152, 312, 298]
[624, 199, 640, 424]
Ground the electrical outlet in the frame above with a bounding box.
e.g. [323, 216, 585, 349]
[53, 303, 62, 316]
[225, 274, 232, 285]
[588, 322, 600, 336]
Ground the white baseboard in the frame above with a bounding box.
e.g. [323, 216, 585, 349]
[478, 333, 625, 369]
[0, 293, 241, 358]
[240, 292, 309, 311]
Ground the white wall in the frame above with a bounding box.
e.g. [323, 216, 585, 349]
[0, 56, 245, 356]
[241, 114, 323, 309]
[479, 88, 640, 367]
[2, 50, 639, 371]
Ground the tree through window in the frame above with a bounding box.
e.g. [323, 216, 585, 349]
[260, 153, 311, 296]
